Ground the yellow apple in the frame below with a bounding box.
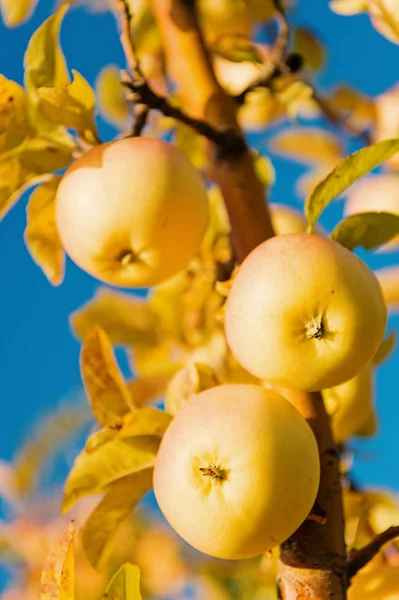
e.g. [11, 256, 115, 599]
[154, 384, 320, 559]
[348, 565, 399, 599]
[224, 234, 387, 391]
[55, 137, 209, 287]
[344, 173, 399, 250]
[323, 364, 377, 443]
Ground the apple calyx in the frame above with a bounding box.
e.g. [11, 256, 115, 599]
[117, 249, 137, 266]
[305, 317, 325, 340]
[199, 465, 227, 482]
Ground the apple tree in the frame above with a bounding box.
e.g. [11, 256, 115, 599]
[1, 1, 399, 599]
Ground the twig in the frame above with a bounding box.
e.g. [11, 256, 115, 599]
[122, 76, 248, 160]
[312, 87, 372, 145]
[235, 0, 296, 104]
[115, 0, 149, 135]
[347, 526, 399, 581]
[272, 0, 290, 62]
[115, 0, 141, 78]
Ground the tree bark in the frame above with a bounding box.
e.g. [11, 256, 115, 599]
[151, 0, 275, 262]
[275, 390, 347, 598]
[151, 2, 348, 598]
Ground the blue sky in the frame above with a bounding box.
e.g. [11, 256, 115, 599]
[0, 0, 398, 500]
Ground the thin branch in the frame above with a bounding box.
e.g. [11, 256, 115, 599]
[272, 0, 291, 62]
[347, 526, 399, 581]
[235, 0, 296, 104]
[115, 0, 149, 135]
[115, 0, 141, 78]
[311, 87, 371, 145]
[122, 76, 247, 159]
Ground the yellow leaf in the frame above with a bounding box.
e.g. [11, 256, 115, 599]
[85, 407, 171, 452]
[174, 123, 206, 170]
[373, 331, 397, 365]
[116, 408, 172, 438]
[0, 173, 53, 221]
[270, 127, 342, 166]
[331, 212, 399, 251]
[305, 138, 399, 231]
[24, 176, 65, 285]
[1, 135, 73, 173]
[37, 70, 98, 141]
[24, 5, 69, 93]
[40, 522, 75, 600]
[0, 0, 39, 27]
[82, 470, 153, 570]
[104, 562, 142, 600]
[329, 0, 367, 15]
[13, 403, 91, 495]
[80, 328, 133, 428]
[62, 436, 160, 513]
[328, 85, 375, 129]
[375, 265, 399, 312]
[238, 88, 285, 131]
[127, 373, 173, 407]
[253, 153, 275, 186]
[70, 289, 158, 348]
[0, 75, 29, 133]
[210, 33, 263, 63]
[95, 65, 131, 127]
[276, 81, 315, 120]
[165, 363, 219, 416]
[368, 0, 399, 45]
[293, 28, 326, 71]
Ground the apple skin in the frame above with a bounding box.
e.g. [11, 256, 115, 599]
[154, 384, 320, 560]
[224, 234, 387, 391]
[344, 173, 399, 251]
[55, 137, 209, 288]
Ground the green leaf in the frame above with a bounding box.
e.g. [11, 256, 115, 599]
[24, 5, 69, 94]
[37, 70, 99, 143]
[373, 331, 397, 366]
[82, 470, 153, 570]
[104, 563, 142, 600]
[80, 328, 133, 428]
[62, 436, 160, 513]
[331, 212, 399, 250]
[305, 138, 399, 231]
[24, 176, 65, 285]
[0, 0, 39, 27]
